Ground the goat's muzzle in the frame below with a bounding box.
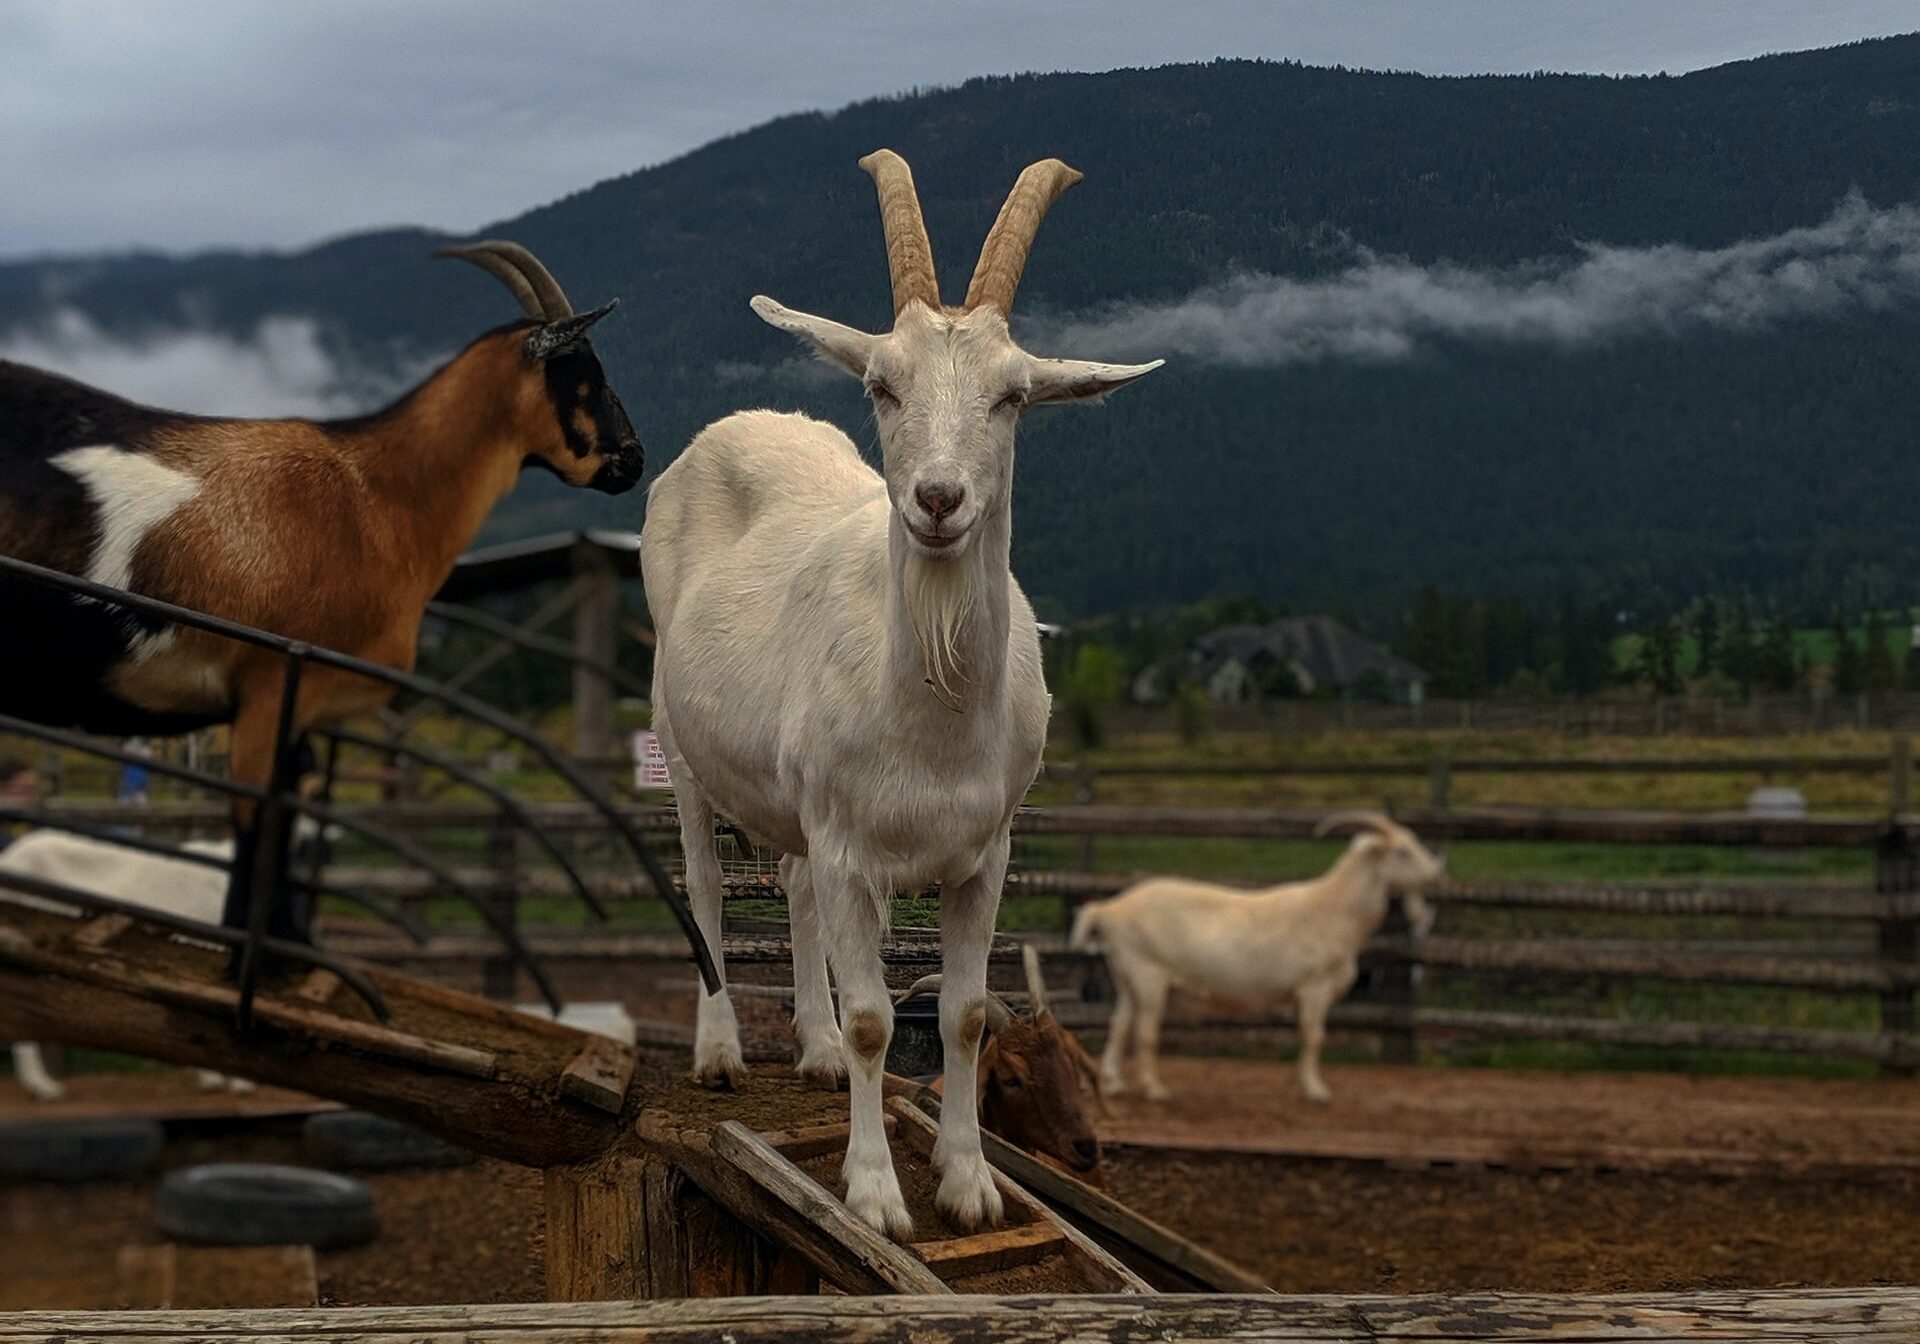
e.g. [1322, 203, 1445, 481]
[590, 440, 645, 494]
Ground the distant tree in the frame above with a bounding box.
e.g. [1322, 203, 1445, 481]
[1061, 643, 1124, 750]
[1718, 599, 1760, 693]
[1690, 598, 1722, 677]
[1555, 598, 1614, 697]
[1831, 614, 1866, 696]
[1638, 619, 1684, 696]
[1864, 610, 1900, 694]
[1906, 631, 1920, 693]
[1172, 680, 1212, 745]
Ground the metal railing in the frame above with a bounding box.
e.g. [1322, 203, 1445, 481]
[0, 553, 717, 1030]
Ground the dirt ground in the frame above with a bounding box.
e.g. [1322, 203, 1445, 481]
[4, 1054, 1919, 1308]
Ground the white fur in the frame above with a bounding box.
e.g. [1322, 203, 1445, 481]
[53, 445, 203, 660]
[1071, 820, 1443, 1104]
[2, 831, 253, 1100]
[645, 294, 1157, 1239]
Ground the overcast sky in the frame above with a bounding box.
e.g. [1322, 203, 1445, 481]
[3, 1, 1916, 260]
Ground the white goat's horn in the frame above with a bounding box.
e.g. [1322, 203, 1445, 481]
[859, 149, 941, 315]
[1313, 809, 1399, 840]
[964, 158, 1082, 314]
[1021, 942, 1051, 1018]
[893, 974, 1015, 1031]
[436, 240, 574, 321]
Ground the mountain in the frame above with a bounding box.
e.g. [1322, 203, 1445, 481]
[5, 37, 1920, 625]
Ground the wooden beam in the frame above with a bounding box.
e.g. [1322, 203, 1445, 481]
[706, 1120, 950, 1295]
[4, 1288, 1916, 1342]
[910, 1223, 1064, 1276]
[559, 1037, 638, 1115]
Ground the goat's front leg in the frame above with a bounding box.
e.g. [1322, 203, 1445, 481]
[12, 1042, 65, 1102]
[675, 785, 744, 1088]
[822, 866, 911, 1239]
[1294, 966, 1355, 1104]
[220, 686, 314, 948]
[783, 855, 845, 1088]
[932, 846, 1006, 1230]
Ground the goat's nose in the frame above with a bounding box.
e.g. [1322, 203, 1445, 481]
[915, 482, 965, 521]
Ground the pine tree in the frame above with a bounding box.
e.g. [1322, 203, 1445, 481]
[1864, 610, 1899, 694]
[1691, 598, 1721, 678]
[1759, 616, 1800, 692]
[1638, 619, 1683, 696]
[1831, 614, 1865, 696]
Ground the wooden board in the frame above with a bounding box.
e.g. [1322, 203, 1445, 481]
[5, 1288, 1917, 1341]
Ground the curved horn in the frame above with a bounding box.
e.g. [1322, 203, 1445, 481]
[964, 158, 1083, 314]
[893, 975, 1015, 1032]
[436, 240, 574, 321]
[1021, 942, 1051, 1018]
[858, 149, 941, 315]
[1313, 809, 1400, 840]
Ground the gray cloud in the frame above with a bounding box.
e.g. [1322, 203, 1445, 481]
[1032, 195, 1920, 366]
[0, 309, 430, 417]
[0, 1, 1915, 257]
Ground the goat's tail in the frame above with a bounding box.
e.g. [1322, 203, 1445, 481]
[1069, 901, 1105, 952]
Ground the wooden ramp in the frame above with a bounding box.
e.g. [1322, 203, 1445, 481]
[4, 1288, 1916, 1342]
[0, 901, 640, 1167]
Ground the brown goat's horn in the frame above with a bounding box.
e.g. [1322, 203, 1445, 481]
[893, 975, 1015, 1032]
[436, 240, 574, 321]
[964, 158, 1083, 314]
[859, 149, 941, 315]
[1020, 943, 1051, 1018]
[1313, 809, 1401, 840]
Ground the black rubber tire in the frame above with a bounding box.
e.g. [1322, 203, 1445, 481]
[156, 1163, 377, 1248]
[0, 1118, 165, 1183]
[302, 1110, 472, 1170]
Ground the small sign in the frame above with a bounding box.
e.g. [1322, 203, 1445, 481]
[633, 730, 673, 790]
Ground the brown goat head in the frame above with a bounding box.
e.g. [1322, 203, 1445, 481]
[439, 240, 643, 495]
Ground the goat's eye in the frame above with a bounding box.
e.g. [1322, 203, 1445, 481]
[995, 390, 1027, 413]
[868, 382, 899, 407]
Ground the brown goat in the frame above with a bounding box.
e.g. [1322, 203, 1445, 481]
[0, 242, 642, 941]
[894, 946, 1105, 1177]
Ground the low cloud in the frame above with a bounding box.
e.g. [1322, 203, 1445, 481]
[1034, 194, 1920, 366]
[0, 309, 423, 417]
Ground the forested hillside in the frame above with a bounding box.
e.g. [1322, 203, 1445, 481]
[5, 37, 1920, 625]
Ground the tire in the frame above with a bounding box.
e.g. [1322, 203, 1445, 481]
[302, 1110, 472, 1170]
[156, 1163, 377, 1249]
[0, 1118, 165, 1182]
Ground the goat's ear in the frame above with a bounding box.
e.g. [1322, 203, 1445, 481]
[1026, 355, 1163, 406]
[750, 296, 876, 378]
[525, 300, 618, 362]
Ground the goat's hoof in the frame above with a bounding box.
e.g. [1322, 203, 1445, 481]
[194, 1071, 226, 1093]
[845, 1171, 914, 1241]
[795, 1055, 847, 1091]
[227, 1077, 258, 1095]
[1303, 1086, 1333, 1105]
[1098, 1077, 1128, 1099]
[25, 1085, 66, 1104]
[1143, 1083, 1171, 1103]
[692, 1042, 748, 1090]
[936, 1155, 1005, 1231]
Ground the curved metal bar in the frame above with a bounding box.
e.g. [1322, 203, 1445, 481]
[0, 554, 718, 992]
[319, 726, 608, 920]
[424, 600, 650, 700]
[0, 868, 390, 1020]
[300, 800, 565, 1014]
[0, 711, 266, 802]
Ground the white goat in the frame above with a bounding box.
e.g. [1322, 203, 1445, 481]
[1071, 811, 1442, 1104]
[2, 830, 257, 1100]
[642, 150, 1159, 1238]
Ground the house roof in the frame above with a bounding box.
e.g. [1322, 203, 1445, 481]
[1192, 616, 1424, 688]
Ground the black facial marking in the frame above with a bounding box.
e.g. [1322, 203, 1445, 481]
[540, 343, 643, 494]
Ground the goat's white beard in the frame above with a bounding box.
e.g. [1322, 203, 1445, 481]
[901, 551, 978, 712]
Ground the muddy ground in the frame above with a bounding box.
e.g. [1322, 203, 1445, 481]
[4, 1055, 1917, 1308]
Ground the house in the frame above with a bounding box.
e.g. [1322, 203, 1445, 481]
[1147, 616, 1425, 705]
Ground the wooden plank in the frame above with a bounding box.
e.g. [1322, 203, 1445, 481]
[761, 1117, 894, 1163]
[901, 1090, 1264, 1293]
[5, 1287, 1919, 1341]
[292, 968, 343, 1006]
[706, 1120, 950, 1295]
[118, 1244, 317, 1309]
[883, 1096, 1153, 1294]
[910, 1222, 1065, 1276]
[558, 1036, 637, 1115]
[1373, 935, 1920, 993]
[73, 913, 136, 951]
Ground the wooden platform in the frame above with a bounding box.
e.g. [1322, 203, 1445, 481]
[3, 1288, 1915, 1342]
[0, 1078, 336, 1126]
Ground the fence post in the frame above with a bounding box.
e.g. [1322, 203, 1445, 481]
[1892, 736, 1912, 816]
[1427, 756, 1453, 811]
[1074, 764, 1097, 873]
[1374, 902, 1418, 1065]
[1875, 827, 1917, 1077]
[481, 814, 520, 1001]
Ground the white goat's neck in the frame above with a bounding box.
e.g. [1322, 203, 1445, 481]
[1322, 844, 1393, 929]
[885, 502, 1012, 717]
